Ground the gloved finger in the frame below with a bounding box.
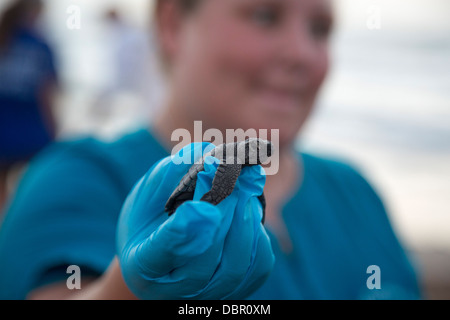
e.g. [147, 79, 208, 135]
[136, 181, 242, 300]
[145, 159, 241, 299]
[168, 160, 240, 287]
[225, 221, 274, 300]
[237, 165, 267, 223]
[144, 142, 215, 202]
[133, 200, 227, 279]
[117, 142, 216, 253]
[223, 166, 273, 299]
[195, 165, 268, 298]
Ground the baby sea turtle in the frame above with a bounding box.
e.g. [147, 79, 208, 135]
[165, 138, 273, 224]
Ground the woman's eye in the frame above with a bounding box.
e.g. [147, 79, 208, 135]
[250, 7, 280, 27]
[310, 19, 332, 39]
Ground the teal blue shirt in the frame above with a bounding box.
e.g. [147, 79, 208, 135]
[0, 128, 421, 299]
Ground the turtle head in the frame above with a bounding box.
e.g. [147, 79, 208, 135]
[241, 138, 273, 165]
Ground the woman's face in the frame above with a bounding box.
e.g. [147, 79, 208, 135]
[166, 0, 333, 146]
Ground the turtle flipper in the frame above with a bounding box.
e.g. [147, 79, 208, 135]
[200, 164, 242, 206]
[201, 164, 266, 225]
[165, 165, 201, 215]
[166, 191, 195, 216]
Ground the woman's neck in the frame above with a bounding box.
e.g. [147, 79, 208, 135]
[152, 99, 187, 152]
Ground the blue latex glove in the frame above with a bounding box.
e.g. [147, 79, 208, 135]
[116, 142, 275, 300]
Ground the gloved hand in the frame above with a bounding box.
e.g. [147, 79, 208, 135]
[116, 142, 275, 300]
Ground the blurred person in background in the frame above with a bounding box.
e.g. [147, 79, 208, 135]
[0, 0, 59, 213]
[93, 7, 164, 121]
[0, 0, 422, 300]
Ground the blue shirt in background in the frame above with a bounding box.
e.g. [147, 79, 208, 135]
[0, 28, 57, 164]
[0, 128, 422, 299]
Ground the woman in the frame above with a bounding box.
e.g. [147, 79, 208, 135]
[0, 0, 421, 299]
[0, 0, 58, 212]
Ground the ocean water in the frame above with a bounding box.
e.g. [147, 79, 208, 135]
[2, 0, 448, 250]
